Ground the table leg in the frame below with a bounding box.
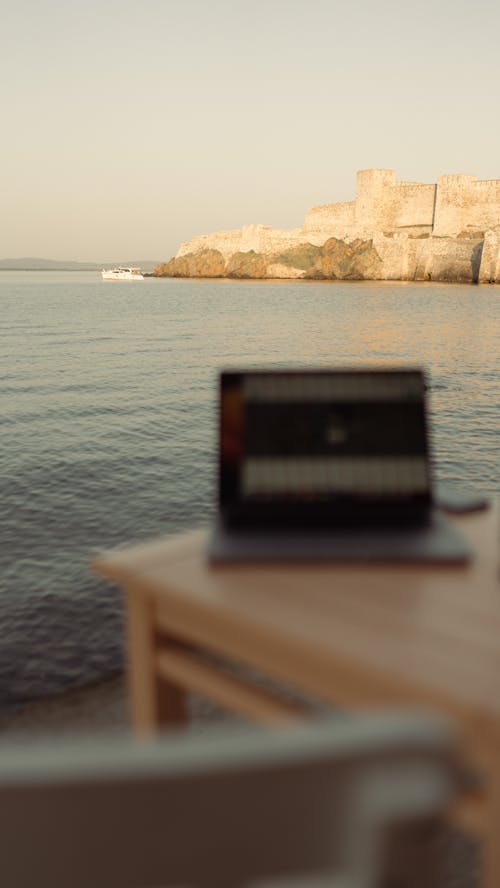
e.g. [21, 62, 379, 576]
[154, 637, 188, 729]
[125, 587, 187, 735]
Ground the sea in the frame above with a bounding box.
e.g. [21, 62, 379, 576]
[1, 271, 499, 711]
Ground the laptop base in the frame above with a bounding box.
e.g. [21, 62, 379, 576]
[207, 509, 472, 565]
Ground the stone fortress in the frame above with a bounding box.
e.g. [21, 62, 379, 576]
[160, 169, 500, 283]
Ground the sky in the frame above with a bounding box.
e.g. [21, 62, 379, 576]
[1, 0, 499, 262]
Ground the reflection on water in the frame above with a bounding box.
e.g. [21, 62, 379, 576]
[0, 273, 499, 706]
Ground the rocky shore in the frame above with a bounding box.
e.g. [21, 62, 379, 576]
[154, 231, 499, 284]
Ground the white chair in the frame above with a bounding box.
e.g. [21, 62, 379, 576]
[0, 711, 457, 888]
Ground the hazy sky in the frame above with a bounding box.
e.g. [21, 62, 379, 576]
[2, 0, 499, 262]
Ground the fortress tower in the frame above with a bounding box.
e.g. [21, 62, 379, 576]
[354, 169, 397, 229]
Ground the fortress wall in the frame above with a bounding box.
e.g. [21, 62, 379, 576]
[176, 229, 244, 257]
[303, 201, 356, 232]
[412, 237, 483, 282]
[355, 171, 499, 236]
[462, 179, 500, 233]
[474, 179, 500, 191]
[478, 229, 500, 283]
[354, 174, 436, 232]
[177, 224, 307, 258]
[367, 233, 484, 283]
[433, 175, 481, 236]
[388, 174, 500, 237]
[240, 224, 271, 252]
[388, 183, 436, 230]
[240, 224, 306, 254]
[438, 176, 500, 235]
[371, 234, 414, 280]
[257, 229, 308, 253]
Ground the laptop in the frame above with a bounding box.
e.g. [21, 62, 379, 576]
[207, 368, 472, 564]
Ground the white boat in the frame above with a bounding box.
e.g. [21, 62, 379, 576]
[101, 266, 144, 281]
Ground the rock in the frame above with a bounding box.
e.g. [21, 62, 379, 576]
[155, 249, 226, 278]
[153, 238, 387, 282]
[319, 238, 384, 280]
[266, 263, 306, 279]
[225, 251, 268, 279]
[272, 243, 323, 276]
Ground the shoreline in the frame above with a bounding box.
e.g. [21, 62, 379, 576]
[0, 674, 129, 738]
[152, 274, 499, 286]
[0, 659, 334, 739]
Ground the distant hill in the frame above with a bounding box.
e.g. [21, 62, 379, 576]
[0, 257, 162, 271]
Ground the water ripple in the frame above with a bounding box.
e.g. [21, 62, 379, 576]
[0, 273, 499, 711]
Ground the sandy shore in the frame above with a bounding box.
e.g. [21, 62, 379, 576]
[0, 674, 130, 737]
[0, 674, 233, 737]
[0, 649, 339, 739]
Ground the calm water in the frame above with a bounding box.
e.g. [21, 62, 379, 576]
[1, 272, 499, 710]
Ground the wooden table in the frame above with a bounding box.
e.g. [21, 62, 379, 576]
[93, 505, 500, 885]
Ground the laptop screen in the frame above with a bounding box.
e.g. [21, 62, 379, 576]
[219, 369, 432, 526]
